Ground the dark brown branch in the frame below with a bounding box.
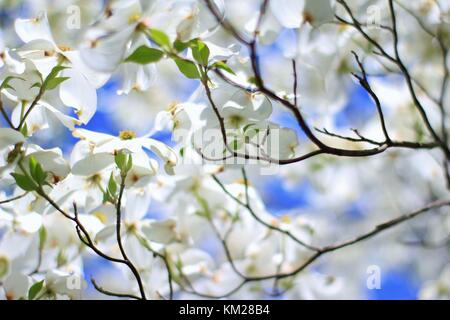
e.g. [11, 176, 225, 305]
[36, 189, 146, 299]
[292, 60, 298, 109]
[115, 175, 147, 300]
[212, 171, 321, 252]
[16, 86, 44, 131]
[186, 198, 450, 298]
[351, 51, 391, 142]
[0, 192, 27, 205]
[91, 278, 141, 300]
[0, 99, 15, 129]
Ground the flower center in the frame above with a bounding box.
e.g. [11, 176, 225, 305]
[128, 13, 142, 24]
[229, 114, 244, 127]
[119, 130, 136, 140]
[303, 11, 315, 24]
[88, 173, 102, 187]
[125, 222, 138, 234]
[58, 45, 72, 52]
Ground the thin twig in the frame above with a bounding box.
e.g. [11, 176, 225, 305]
[0, 192, 27, 205]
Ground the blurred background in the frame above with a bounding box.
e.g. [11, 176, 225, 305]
[1, 0, 449, 300]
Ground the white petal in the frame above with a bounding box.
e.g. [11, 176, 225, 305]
[59, 68, 97, 124]
[178, 249, 214, 276]
[3, 272, 30, 300]
[2, 60, 41, 102]
[17, 213, 42, 233]
[2, 49, 26, 74]
[139, 138, 177, 175]
[141, 219, 177, 244]
[119, 62, 156, 95]
[62, 50, 110, 88]
[0, 128, 25, 149]
[78, 214, 105, 235]
[80, 26, 135, 73]
[304, 0, 335, 26]
[25, 55, 58, 80]
[73, 128, 114, 145]
[176, 14, 198, 42]
[41, 102, 82, 130]
[23, 149, 70, 182]
[95, 224, 116, 242]
[270, 0, 305, 28]
[72, 153, 114, 176]
[15, 12, 56, 44]
[123, 233, 153, 269]
[204, 41, 239, 61]
[125, 189, 151, 221]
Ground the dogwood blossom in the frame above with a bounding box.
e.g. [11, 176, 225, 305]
[1, 0, 449, 302]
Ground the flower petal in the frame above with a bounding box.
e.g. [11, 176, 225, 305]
[72, 153, 114, 176]
[270, 0, 305, 29]
[0, 128, 25, 149]
[59, 68, 97, 124]
[15, 12, 55, 44]
[141, 219, 177, 244]
[139, 138, 178, 175]
[80, 25, 135, 73]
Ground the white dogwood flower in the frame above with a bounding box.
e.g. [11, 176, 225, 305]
[14, 12, 109, 123]
[73, 128, 177, 175]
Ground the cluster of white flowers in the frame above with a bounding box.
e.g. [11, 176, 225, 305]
[0, 0, 449, 300]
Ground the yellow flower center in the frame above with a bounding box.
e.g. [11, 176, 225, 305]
[125, 222, 138, 234]
[167, 101, 179, 115]
[119, 130, 137, 140]
[280, 215, 292, 224]
[93, 211, 108, 224]
[88, 173, 102, 188]
[58, 45, 72, 52]
[229, 114, 244, 127]
[128, 13, 142, 24]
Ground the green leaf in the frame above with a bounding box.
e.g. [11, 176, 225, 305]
[212, 61, 236, 75]
[0, 76, 25, 91]
[173, 39, 189, 53]
[125, 46, 164, 64]
[108, 172, 117, 195]
[248, 76, 258, 85]
[190, 39, 210, 66]
[228, 139, 242, 151]
[125, 155, 133, 172]
[28, 156, 47, 185]
[20, 122, 29, 136]
[11, 173, 37, 191]
[102, 190, 111, 204]
[147, 29, 171, 49]
[56, 250, 67, 267]
[47, 65, 69, 79]
[29, 156, 38, 177]
[38, 226, 47, 251]
[35, 165, 47, 185]
[174, 58, 200, 79]
[28, 280, 44, 300]
[45, 77, 70, 90]
[30, 82, 42, 90]
[114, 151, 132, 174]
[43, 65, 69, 90]
[194, 193, 211, 219]
[114, 151, 127, 171]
